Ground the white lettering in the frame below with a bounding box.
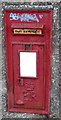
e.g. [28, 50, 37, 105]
[10, 13, 43, 22]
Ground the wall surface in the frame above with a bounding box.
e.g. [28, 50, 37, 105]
[59, 2, 61, 119]
[0, 0, 61, 2]
[0, 1, 60, 120]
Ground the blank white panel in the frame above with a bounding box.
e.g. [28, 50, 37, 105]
[20, 52, 36, 77]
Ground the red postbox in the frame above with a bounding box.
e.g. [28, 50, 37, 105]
[4, 10, 52, 114]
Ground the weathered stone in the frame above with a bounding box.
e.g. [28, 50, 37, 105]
[0, 1, 60, 119]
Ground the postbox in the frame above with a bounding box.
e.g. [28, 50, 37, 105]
[4, 10, 52, 114]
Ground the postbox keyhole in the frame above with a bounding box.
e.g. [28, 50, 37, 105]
[25, 44, 30, 50]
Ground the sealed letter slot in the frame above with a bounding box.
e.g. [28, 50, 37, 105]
[4, 10, 52, 114]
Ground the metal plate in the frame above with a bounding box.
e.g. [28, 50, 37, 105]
[13, 29, 42, 35]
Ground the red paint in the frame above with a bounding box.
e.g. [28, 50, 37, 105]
[4, 10, 52, 114]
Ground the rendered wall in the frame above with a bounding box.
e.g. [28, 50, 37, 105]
[0, 1, 60, 120]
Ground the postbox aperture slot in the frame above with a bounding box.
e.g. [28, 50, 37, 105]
[13, 28, 43, 35]
[19, 51, 37, 78]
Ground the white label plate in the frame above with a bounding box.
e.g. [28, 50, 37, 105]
[20, 52, 36, 77]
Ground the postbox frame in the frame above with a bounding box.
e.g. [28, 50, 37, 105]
[4, 9, 52, 114]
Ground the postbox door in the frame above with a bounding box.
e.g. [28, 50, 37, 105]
[13, 43, 45, 109]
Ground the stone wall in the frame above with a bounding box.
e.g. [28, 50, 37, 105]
[1, 0, 61, 2]
[0, 1, 60, 120]
[59, 2, 61, 119]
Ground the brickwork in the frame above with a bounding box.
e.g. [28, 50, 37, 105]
[0, 1, 60, 120]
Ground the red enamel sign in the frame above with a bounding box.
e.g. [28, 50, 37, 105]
[4, 10, 52, 114]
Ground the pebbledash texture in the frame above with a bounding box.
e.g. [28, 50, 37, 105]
[0, 1, 60, 119]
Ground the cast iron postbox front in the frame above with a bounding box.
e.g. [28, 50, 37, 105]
[4, 10, 52, 114]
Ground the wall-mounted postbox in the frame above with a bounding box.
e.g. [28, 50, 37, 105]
[4, 10, 52, 114]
